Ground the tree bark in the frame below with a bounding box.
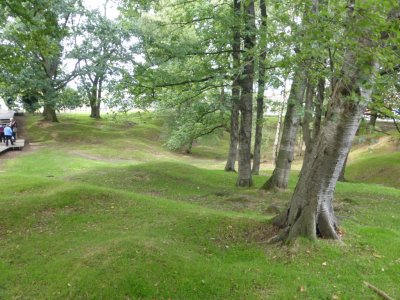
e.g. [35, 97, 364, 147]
[42, 104, 58, 122]
[369, 111, 378, 128]
[225, 90, 240, 172]
[252, 0, 267, 176]
[338, 153, 349, 182]
[236, 0, 256, 187]
[90, 76, 102, 119]
[313, 77, 325, 141]
[302, 80, 314, 152]
[261, 70, 306, 190]
[272, 2, 380, 242]
[298, 80, 316, 174]
[275, 81, 374, 242]
[272, 89, 286, 165]
[225, 0, 241, 172]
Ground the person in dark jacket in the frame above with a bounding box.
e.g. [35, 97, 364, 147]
[10, 118, 17, 142]
[0, 125, 4, 143]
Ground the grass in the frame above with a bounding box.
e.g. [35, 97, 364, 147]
[0, 113, 399, 299]
[346, 135, 400, 188]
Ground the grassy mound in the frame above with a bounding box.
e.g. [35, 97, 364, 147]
[346, 136, 400, 188]
[0, 113, 399, 299]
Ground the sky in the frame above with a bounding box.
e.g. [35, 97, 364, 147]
[83, 0, 120, 19]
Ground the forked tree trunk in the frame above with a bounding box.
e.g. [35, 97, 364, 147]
[236, 0, 256, 187]
[275, 83, 374, 242]
[252, 0, 267, 176]
[272, 2, 380, 241]
[225, 0, 241, 172]
[261, 70, 306, 190]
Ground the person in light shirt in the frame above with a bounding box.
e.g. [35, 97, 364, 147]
[4, 124, 13, 146]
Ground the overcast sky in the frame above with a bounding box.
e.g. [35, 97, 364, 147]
[83, 0, 119, 18]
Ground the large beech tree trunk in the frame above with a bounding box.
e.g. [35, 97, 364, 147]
[261, 70, 306, 190]
[272, 2, 380, 241]
[252, 0, 267, 176]
[275, 83, 374, 242]
[225, 0, 241, 172]
[236, 0, 256, 187]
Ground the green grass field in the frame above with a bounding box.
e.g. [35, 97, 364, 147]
[0, 113, 399, 299]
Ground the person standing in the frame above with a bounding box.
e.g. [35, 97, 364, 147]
[10, 118, 17, 142]
[4, 124, 13, 146]
[0, 125, 4, 143]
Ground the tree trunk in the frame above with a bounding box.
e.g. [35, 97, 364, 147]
[272, 89, 286, 165]
[297, 128, 303, 157]
[272, 1, 380, 241]
[252, 0, 267, 176]
[313, 77, 325, 141]
[369, 111, 378, 128]
[302, 81, 314, 152]
[298, 81, 316, 174]
[225, 0, 241, 172]
[186, 139, 194, 154]
[261, 70, 306, 190]
[236, 0, 256, 187]
[90, 103, 101, 119]
[42, 104, 58, 122]
[338, 153, 349, 182]
[275, 82, 373, 242]
[89, 94, 98, 119]
[90, 76, 101, 119]
[42, 87, 58, 122]
[225, 90, 240, 172]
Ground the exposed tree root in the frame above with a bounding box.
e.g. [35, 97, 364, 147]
[224, 167, 237, 173]
[363, 281, 394, 300]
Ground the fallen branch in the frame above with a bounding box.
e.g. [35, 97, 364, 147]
[363, 281, 394, 300]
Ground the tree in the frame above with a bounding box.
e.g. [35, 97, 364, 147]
[261, 68, 306, 189]
[119, 0, 239, 158]
[260, 1, 315, 190]
[251, 0, 268, 175]
[224, 0, 241, 173]
[271, 0, 399, 242]
[74, 7, 129, 119]
[236, 0, 256, 187]
[0, 0, 82, 122]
